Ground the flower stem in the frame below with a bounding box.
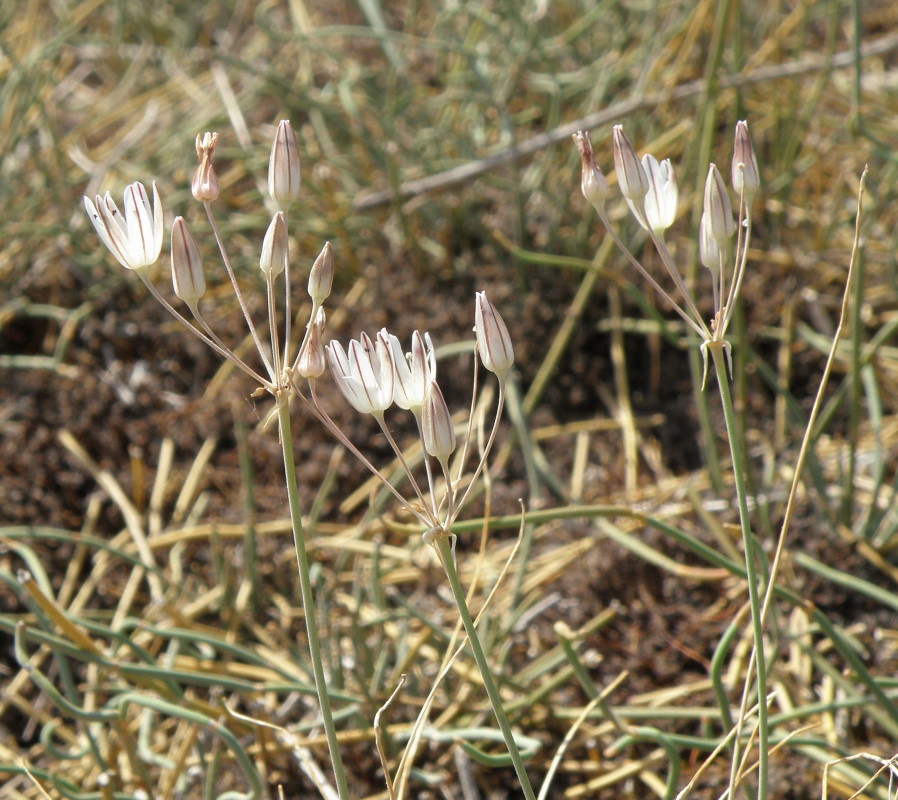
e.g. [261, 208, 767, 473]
[277, 395, 350, 800]
[708, 342, 768, 800]
[432, 532, 537, 800]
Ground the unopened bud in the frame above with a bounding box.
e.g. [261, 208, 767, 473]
[308, 242, 334, 306]
[171, 217, 205, 308]
[702, 164, 735, 245]
[422, 380, 456, 460]
[297, 308, 327, 379]
[698, 212, 721, 274]
[612, 125, 649, 201]
[268, 120, 301, 211]
[260, 212, 288, 278]
[732, 120, 759, 202]
[192, 132, 220, 203]
[572, 131, 608, 211]
[474, 291, 514, 378]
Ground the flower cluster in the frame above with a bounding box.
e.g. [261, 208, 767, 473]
[317, 291, 512, 538]
[573, 121, 759, 371]
[84, 121, 514, 540]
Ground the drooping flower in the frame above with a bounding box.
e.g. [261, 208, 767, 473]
[639, 154, 678, 234]
[326, 333, 394, 414]
[383, 329, 435, 414]
[84, 181, 164, 272]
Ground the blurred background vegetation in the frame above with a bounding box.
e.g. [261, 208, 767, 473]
[4, 0, 898, 798]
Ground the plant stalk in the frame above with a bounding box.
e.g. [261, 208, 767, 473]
[433, 532, 537, 800]
[277, 395, 350, 800]
[709, 342, 768, 800]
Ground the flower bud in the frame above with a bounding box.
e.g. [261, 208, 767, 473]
[698, 212, 721, 274]
[170, 217, 205, 308]
[308, 241, 334, 306]
[702, 164, 735, 245]
[572, 131, 608, 212]
[612, 125, 649, 201]
[268, 120, 301, 210]
[260, 212, 288, 278]
[192, 132, 220, 203]
[732, 120, 759, 202]
[422, 380, 456, 460]
[297, 308, 327, 379]
[474, 292, 514, 378]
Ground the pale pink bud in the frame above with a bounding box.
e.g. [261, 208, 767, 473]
[268, 120, 301, 210]
[260, 212, 288, 278]
[702, 164, 735, 245]
[732, 120, 759, 202]
[192, 132, 220, 202]
[474, 292, 514, 378]
[308, 242, 334, 306]
[612, 125, 649, 201]
[421, 380, 456, 460]
[572, 131, 608, 211]
[297, 308, 327, 379]
[170, 217, 205, 307]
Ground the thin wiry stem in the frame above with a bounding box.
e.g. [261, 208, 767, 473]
[139, 275, 270, 387]
[596, 207, 710, 339]
[373, 412, 431, 513]
[451, 380, 507, 526]
[265, 271, 282, 380]
[302, 380, 435, 529]
[203, 201, 275, 381]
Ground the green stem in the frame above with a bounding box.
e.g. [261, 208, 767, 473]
[709, 343, 768, 800]
[433, 533, 537, 800]
[277, 396, 350, 800]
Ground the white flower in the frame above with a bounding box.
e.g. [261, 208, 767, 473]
[383, 329, 435, 413]
[84, 181, 164, 271]
[326, 333, 394, 414]
[637, 154, 678, 233]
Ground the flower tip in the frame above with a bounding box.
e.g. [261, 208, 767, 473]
[732, 120, 760, 201]
[612, 125, 649, 201]
[268, 119, 301, 210]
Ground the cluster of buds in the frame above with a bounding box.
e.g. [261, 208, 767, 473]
[84, 121, 330, 395]
[84, 121, 514, 541]
[573, 121, 759, 372]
